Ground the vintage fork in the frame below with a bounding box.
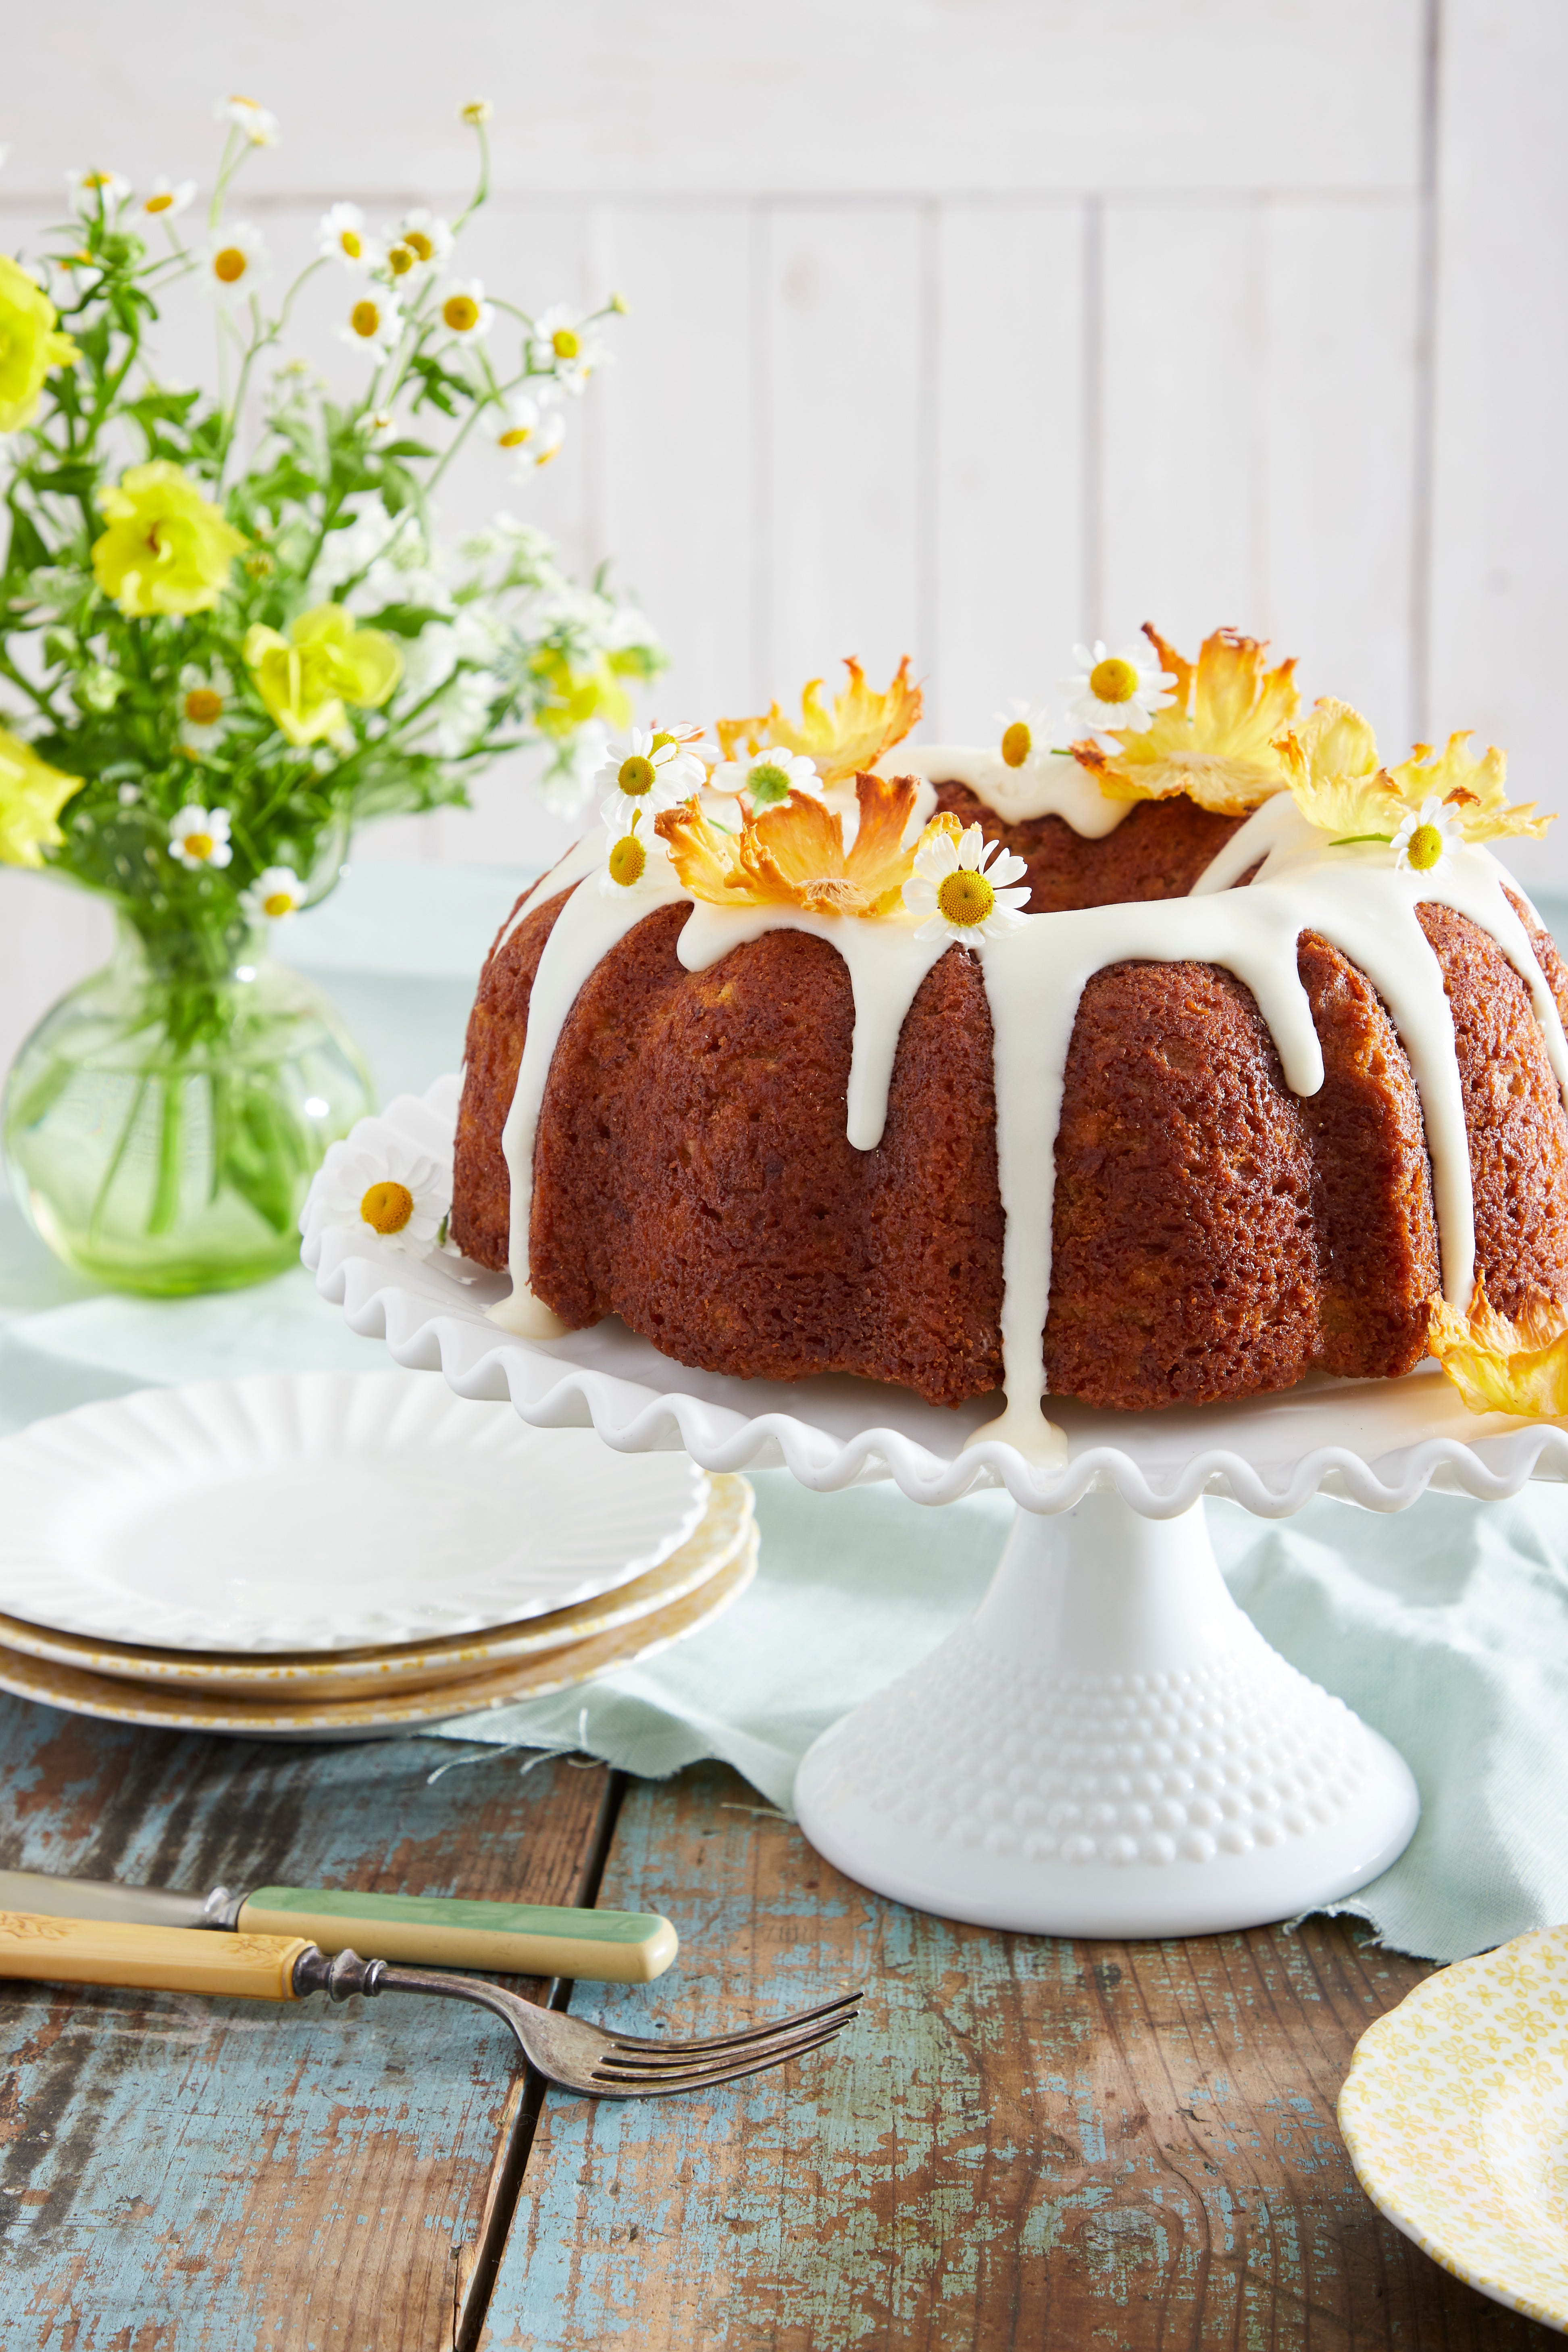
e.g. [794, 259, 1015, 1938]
[0, 1913, 860, 2100]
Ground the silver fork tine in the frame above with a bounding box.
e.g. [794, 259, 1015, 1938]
[592, 2012, 859, 2079]
[590, 2021, 854, 2094]
[603, 1990, 863, 2059]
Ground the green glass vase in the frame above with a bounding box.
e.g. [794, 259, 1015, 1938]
[2, 914, 373, 1296]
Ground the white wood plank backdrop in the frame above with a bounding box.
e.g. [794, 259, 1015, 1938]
[2, 0, 1564, 1079]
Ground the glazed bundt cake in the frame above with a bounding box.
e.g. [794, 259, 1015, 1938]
[451, 631, 1568, 1460]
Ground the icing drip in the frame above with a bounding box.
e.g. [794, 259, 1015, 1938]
[892, 744, 1134, 838]
[492, 831, 608, 956]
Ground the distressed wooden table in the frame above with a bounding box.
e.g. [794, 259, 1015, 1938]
[0, 1705, 1555, 2352]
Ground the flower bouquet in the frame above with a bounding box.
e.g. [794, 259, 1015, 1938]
[0, 95, 660, 1294]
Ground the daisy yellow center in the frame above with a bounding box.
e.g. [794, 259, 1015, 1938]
[552, 327, 580, 359]
[1408, 822, 1445, 872]
[404, 229, 434, 262]
[748, 761, 791, 806]
[387, 244, 415, 277]
[213, 247, 248, 284]
[262, 889, 297, 918]
[498, 425, 532, 447]
[444, 293, 480, 332]
[360, 1180, 414, 1235]
[618, 754, 656, 796]
[184, 688, 223, 726]
[350, 300, 382, 338]
[1089, 656, 1139, 705]
[1000, 721, 1031, 768]
[181, 831, 214, 861]
[83, 172, 115, 189]
[339, 229, 363, 258]
[937, 868, 995, 928]
[144, 192, 175, 214]
[608, 833, 647, 888]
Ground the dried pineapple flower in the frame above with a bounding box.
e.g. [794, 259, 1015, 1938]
[1072, 625, 1299, 815]
[1278, 699, 1551, 857]
[1427, 1275, 1568, 1417]
[657, 770, 925, 919]
[716, 657, 922, 788]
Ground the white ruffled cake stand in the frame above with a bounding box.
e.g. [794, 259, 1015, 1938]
[305, 1077, 1568, 1939]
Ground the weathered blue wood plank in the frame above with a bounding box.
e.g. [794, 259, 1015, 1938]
[481, 1760, 1554, 2351]
[0, 1697, 608, 2350]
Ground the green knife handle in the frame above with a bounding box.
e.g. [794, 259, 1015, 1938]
[234, 1887, 678, 1982]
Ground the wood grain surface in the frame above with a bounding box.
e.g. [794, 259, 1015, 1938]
[0, 1696, 608, 2352]
[483, 1762, 1559, 2352]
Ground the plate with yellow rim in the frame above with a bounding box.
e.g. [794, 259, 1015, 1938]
[0, 1474, 752, 1702]
[1339, 1923, 1568, 2333]
[0, 1523, 758, 1741]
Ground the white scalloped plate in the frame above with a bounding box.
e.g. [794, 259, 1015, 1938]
[1339, 1925, 1568, 2333]
[302, 1076, 1568, 1520]
[0, 1525, 758, 1742]
[0, 1367, 709, 1652]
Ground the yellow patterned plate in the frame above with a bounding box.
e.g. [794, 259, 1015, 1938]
[1339, 1924, 1568, 2332]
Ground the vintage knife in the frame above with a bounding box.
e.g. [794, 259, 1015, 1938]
[0, 1868, 677, 1983]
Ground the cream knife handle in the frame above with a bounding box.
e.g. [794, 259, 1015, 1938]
[0, 1912, 310, 2000]
[236, 1887, 679, 1982]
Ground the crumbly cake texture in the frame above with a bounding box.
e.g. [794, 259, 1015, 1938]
[449, 820, 1568, 1414]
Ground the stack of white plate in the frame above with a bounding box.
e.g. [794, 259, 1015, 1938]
[0, 1370, 755, 1742]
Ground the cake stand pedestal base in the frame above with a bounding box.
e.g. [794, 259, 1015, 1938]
[793, 1490, 1419, 1937]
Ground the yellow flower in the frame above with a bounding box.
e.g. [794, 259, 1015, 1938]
[1073, 627, 1299, 815]
[1278, 699, 1550, 848]
[0, 729, 78, 867]
[92, 462, 247, 617]
[1427, 1276, 1568, 1417]
[529, 648, 634, 741]
[243, 604, 404, 746]
[716, 657, 923, 788]
[658, 770, 923, 919]
[0, 254, 79, 433]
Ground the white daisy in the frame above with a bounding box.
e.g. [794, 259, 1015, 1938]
[495, 392, 565, 475]
[902, 821, 1030, 945]
[438, 279, 494, 344]
[314, 1134, 448, 1256]
[460, 99, 493, 125]
[66, 168, 131, 214]
[387, 208, 452, 276]
[993, 700, 1054, 772]
[529, 304, 607, 395]
[1392, 796, 1460, 876]
[216, 95, 279, 148]
[710, 745, 820, 810]
[1060, 639, 1176, 741]
[204, 223, 269, 305]
[596, 725, 707, 835]
[177, 668, 231, 754]
[319, 202, 379, 271]
[168, 803, 233, 871]
[242, 864, 306, 922]
[598, 809, 674, 900]
[338, 292, 404, 356]
[138, 177, 195, 223]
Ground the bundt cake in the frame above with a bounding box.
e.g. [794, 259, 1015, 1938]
[450, 631, 1568, 1462]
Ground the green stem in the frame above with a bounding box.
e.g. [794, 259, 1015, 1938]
[147, 1070, 185, 1235]
[86, 1071, 150, 1249]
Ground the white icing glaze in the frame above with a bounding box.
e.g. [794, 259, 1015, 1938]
[492, 830, 607, 955]
[892, 744, 1135, 838]
[492, 794, 1568, 1467]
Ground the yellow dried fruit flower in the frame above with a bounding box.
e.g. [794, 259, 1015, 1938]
[658, 770, 924, 919]
[1073, 626, 1299, 815]
[716, 657, 922, 788]
[1427, 1276, 1568, 1417]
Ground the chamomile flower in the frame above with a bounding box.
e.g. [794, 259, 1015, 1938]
[711, 745, 820, 810]
[66, 168, 131, 214]
[460, 100, 494, 125]
[388, 209, 452, 273]
[1060, 639, 1176, 741]
[903, 819, 1030, 945]
[168, 803, 233, 871]
[138, 177, 195, 223]
[319, 202, 379, 271]
[1392, 796, 1460, 876]
[529, 304, 606, 394]
[338, 292, 404, 356]
[596, 725, 707, 834]
[314, 1134, 448, 1255]
[993, 700, 1054, 772]
[204, 223, 269, 305]
[217, 95, 279, 148]
[177, 667, 231, 753]
[438, 279, 494, 344]
[495, 392, 565, 475]
[599, 808, 674, 899]
[243, 864, 306, 922]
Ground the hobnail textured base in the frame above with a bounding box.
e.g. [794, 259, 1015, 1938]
[794, 1491, 1419, 1937]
